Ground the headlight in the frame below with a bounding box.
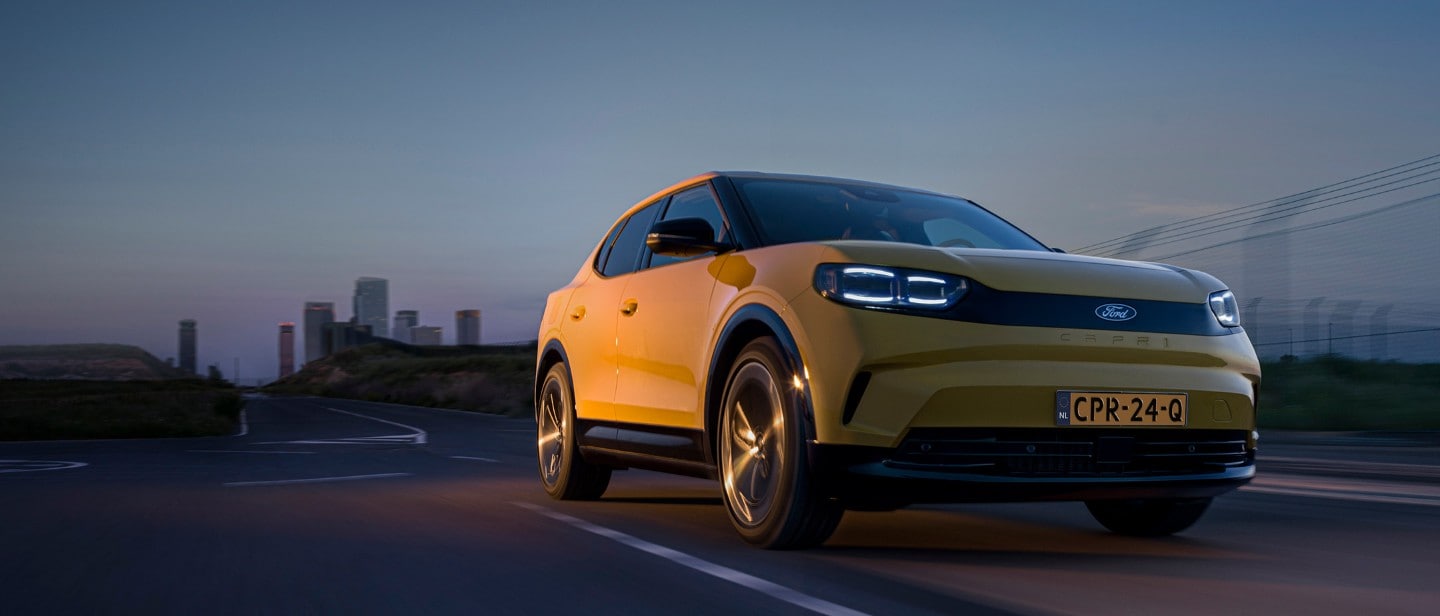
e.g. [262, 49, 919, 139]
[814, 264, 969, 311]
[1208, 290, 1240, 327]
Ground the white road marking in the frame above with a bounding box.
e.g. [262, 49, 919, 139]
[325, 407, 428, 445]
[224, 473, 412, 487]
[0, 460, 88, 474]
[234, 408, 250, 437]
[259, 436, 419, 445]
[451, 455, 500, 462]
[1242, 473, 1440, 507]
[254, 407, 429, 446]
[514, 502, 870, 616]
[1260, 456, 1440, 479]
[188, 450, 315, 455]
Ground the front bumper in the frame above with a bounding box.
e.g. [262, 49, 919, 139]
[812, 428, 1255, 507]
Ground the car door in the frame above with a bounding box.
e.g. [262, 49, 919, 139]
[612, 184, 731, 431]
[561, 200, 663, 425]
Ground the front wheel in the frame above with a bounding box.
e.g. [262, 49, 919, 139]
[719, 337, 843, 549]
[537, 362, 610, 500]
[1085, 497, 1212, 536]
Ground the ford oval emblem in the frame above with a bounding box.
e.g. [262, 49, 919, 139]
[1095, 303, 1137, 322]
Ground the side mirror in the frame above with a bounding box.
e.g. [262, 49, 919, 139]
[647, 218, 727, 257]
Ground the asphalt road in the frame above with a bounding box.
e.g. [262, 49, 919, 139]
[3, 396, 1438, 615]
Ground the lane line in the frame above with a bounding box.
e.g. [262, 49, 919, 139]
[1242, 485, 1440, 508]
[189, 450, 315, 455]
[225, 473, 411, 487]
[0, 460, 88, 474]
[1241, 473, 1440, 507]
[451, 456, 500, 462]
[1260, 456, 1440, 479]
[514, 502, 869, 616]
[325, 407, 428, 445]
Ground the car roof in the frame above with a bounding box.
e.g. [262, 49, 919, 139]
[631, 171, 957, 210]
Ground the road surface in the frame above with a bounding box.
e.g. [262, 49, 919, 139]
[2, 395, 1437, 615]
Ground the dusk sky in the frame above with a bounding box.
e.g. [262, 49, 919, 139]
[3, 1, 1438, 382]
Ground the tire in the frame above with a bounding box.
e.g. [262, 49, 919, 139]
[537, 362, 611, 500]
[1085, 497, 1212, 537]
[718, 337, 843, 549]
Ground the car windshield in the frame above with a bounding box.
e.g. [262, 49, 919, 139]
[733, 178, 1049, 251]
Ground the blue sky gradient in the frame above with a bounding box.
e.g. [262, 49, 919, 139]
[3, 1, 1438, 380]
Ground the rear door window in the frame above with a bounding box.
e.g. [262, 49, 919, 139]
[600, 200, 664, 277]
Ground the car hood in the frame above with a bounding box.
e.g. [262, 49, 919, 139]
[814, 242, 1226, 303]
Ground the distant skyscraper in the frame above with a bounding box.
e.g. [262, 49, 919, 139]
[456, 309, 481, 346]
[278, 322, 295, 378]
[410, 325, 442, 346]
[303, 302, 335, 363]
[393, 310, 418, 344]
[353, 277, 389, 338]
[322, 322, 375, 356]
[178, 319, 197, 375]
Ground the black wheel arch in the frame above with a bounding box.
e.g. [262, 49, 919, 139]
[535, 339, 571, 422]
[705, 304, 815, 466]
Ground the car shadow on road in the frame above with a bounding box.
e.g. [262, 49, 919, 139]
[818, 505, 1253, 563]
[599, 495, 724, 506]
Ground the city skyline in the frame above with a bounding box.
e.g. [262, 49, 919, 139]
[3, 2, 1438, 382]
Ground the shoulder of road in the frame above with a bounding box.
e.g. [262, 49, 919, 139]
[1260, 430, 1440, 485]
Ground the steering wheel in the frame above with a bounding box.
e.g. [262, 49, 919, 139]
[938, 238, 975, 248]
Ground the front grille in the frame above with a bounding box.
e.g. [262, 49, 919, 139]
[888, 428, 1252, 477]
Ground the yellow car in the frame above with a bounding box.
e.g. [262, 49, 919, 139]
[535, 172, 1259, 549]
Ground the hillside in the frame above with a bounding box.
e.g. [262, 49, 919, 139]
[267, 342, 535, 417]
[0, 344, 188, 381]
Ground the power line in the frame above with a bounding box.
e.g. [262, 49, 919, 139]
[1091, 171, 1440, 257]
[1143, 189, 1440, 261]
[1077, 153, 1440, 254]
[1079, 153, 1440, 253]
[1251, 327, 1440, 347]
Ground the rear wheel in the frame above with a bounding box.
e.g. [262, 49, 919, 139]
[1085, 497, 1212, 536]
[719, 337, 843, 549]
[537, 362, 610, 500]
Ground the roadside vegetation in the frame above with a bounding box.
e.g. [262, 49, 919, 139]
[1259, 356, 1440, 430]
[0, 379, 242, 441]
[266, 342, 534, 417]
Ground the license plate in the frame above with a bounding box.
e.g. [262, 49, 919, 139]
[1056, 391, 1187, 427]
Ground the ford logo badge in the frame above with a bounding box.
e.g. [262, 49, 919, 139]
[1095, 303, 1137, 322]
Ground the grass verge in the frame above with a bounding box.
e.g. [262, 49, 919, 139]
[1259, 356, 1440, 430]
[0, 380, 242, 440]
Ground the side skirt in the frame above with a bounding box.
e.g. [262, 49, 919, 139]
[576, 419, 717, 480]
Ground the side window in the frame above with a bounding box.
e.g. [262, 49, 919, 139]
[592, 221, 626, 273]
[648, 185, 727, 269]
[600, 200, 664, 277]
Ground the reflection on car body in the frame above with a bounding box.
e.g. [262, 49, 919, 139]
[535, 172, 1260, 549]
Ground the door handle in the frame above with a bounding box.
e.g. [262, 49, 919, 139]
[620, 300, 639, 316]
[569, 306, 586, 321]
